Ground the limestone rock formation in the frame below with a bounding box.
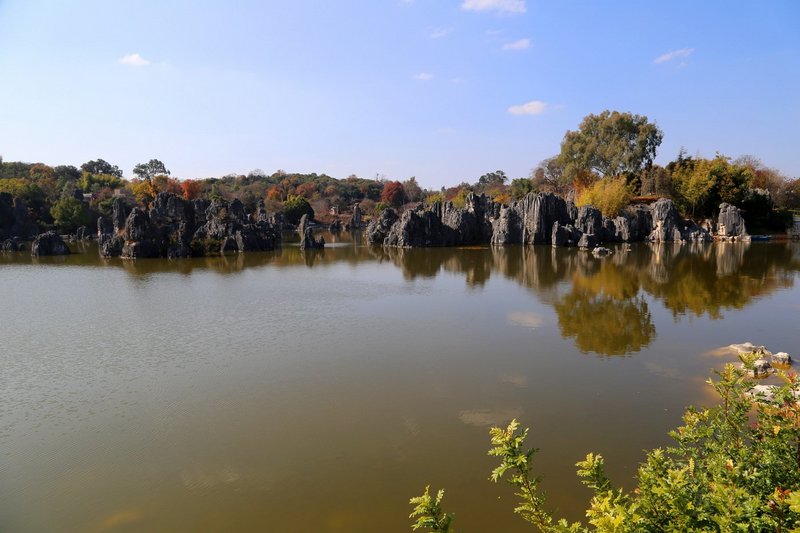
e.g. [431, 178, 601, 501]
[648, 198, 685, 242]
[577, 233, 597, 249]
[31, 231, 71, 256]
[96, 192, 278, 258]
[717, 203, 748, 240]
[490, 205, 522, 245]
[1, 238, 25, 251]
[384, 206, 457, 247]
[551, 222, 580, 247]
[300, 227, 325, 249]
[298, 214, 325, 249]
[75, 226, 91, 241]
[364, 192, 731, 249]
[365, 208, 400, 245]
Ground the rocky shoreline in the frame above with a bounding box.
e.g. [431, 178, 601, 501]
[1, 190, 753, 258]
[96, 193, 281, 259]
[365, 192, 749, 249]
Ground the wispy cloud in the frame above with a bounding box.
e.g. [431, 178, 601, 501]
[653, 47, 694, 64]
[461, 0, 526, 14]
[507, 100, 548, 115]
[502, 38, 530, 50]
[430, 27, 453, 39]
[119, 52, 150, 67]
[412, 72, 434, 81]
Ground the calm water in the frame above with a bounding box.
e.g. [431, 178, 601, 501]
[1, 234, 799, 532]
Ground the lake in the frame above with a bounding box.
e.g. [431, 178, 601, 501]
[1, 234, 799, 531]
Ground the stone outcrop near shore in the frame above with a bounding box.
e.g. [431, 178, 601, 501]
[717, 203, 748, 240]
[97, 193, 280, 258]
[366, 192, 723, 248]
[31, 231, 71, 256]
[298, 214, 325, 249]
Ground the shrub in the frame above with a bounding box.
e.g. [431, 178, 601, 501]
[576, 177, 631, 217]
[450, 188, 471, 209]
[411, 355, 800, 531]
[424, 193, 445, 205]
[282, 195, 314, 225]
[50, 196, 90, 233]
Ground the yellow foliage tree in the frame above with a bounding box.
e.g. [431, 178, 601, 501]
[576, 177, 631, 217]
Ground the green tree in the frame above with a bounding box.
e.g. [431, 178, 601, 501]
[79, 171, 123, 192]
[531, 156, 567, 194]
[475, 170, 508, 192]
[282, 194, 314, 224]
[780, 178, 800, 210]
[50, 196, 89, 233]
[81, 159, 123, 178]
[133, 159, 170, 182]
[510, 177, 534, 200]
[559, 110, 663, 182]
[403, 177, 424, 203]
[671, 155, 754, 218]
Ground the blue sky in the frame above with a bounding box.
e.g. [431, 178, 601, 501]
[0, 0, 798, 189]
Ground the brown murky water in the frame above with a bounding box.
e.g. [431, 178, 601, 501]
[1, 234, 799, 531]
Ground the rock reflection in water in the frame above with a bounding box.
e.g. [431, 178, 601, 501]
[2, 234, 798, 357]
[373, 241, 799, 356]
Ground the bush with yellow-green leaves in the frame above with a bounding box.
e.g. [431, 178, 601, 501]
[411, 353, 800, 532]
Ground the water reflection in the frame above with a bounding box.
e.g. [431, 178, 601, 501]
[2, 236, 800, 531]
[3, 235, 798, 356]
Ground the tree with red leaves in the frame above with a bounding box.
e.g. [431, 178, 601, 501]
[180, 179, 203, 200]
[381, 181, 406, 207]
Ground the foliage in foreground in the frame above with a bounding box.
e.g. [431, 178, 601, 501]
[411, 356, 800, 532]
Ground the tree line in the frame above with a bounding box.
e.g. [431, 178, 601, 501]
[2, 110, 798, 234]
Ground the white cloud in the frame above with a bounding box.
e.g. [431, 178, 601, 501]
[119, 53, 150, 67]
[502, 38, 530, 50]
[507, 100, 548, 115]
[461, 0, 526, 14]
[412, 72, 434, 81]
[653, 47, 694, 64]
[430, 27, 453, 39]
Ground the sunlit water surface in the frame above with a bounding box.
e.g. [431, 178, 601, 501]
[1, 234, 799, 531]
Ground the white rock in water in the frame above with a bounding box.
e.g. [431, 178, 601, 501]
[592, 246, 612, 257]
[773, 352, 792, 365]
[729, 342, 772, 357]
[729, 342, 756, 354]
